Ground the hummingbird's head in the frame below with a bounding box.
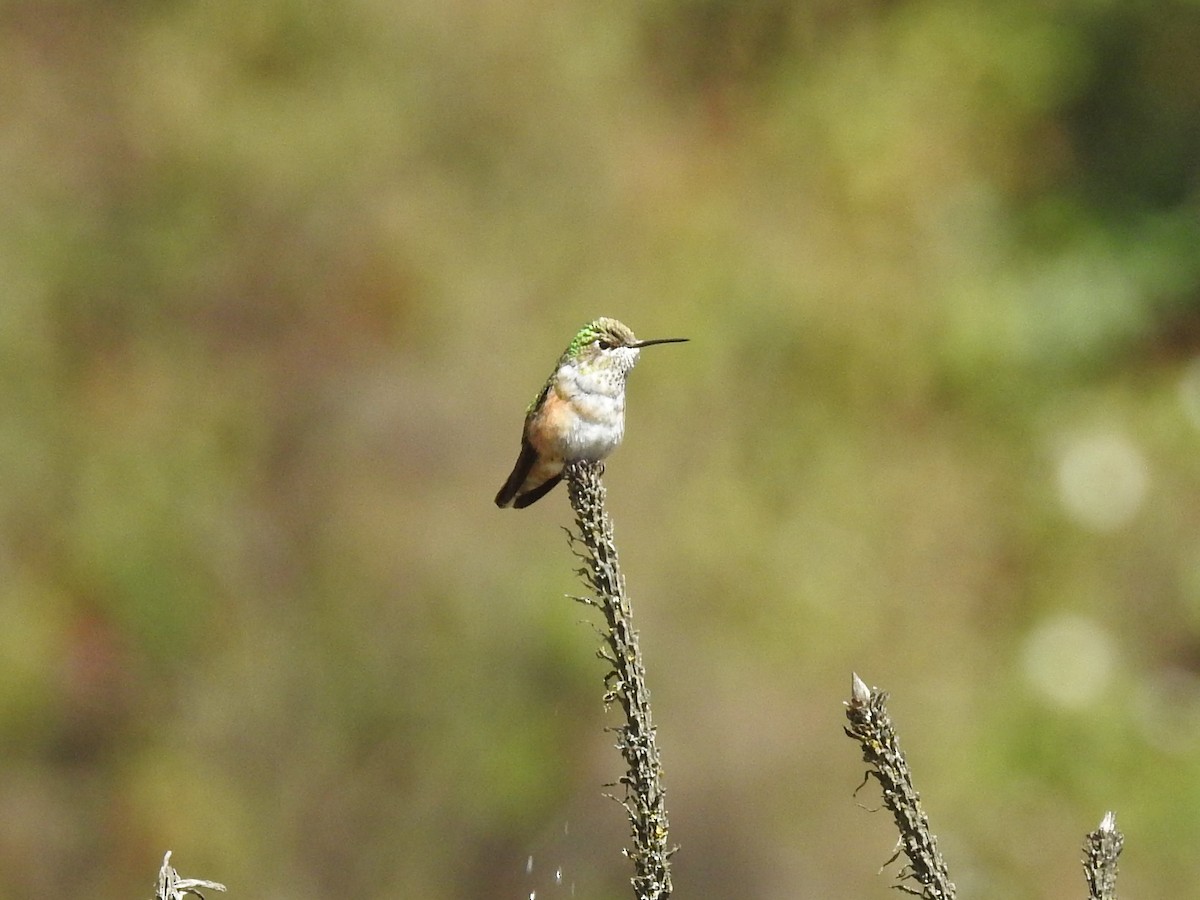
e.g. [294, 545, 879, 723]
[566, 318, 688, 378]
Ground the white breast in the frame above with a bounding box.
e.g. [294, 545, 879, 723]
[553, 358, 633, 460]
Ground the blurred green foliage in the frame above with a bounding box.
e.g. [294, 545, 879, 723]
[2, 0, 1200, 897]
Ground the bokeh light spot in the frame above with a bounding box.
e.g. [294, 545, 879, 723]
[1021, 613, 1116, 709]
[1055, 429, 1148, 531]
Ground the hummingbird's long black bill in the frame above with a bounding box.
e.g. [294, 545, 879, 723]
[631, 337, 688, 348]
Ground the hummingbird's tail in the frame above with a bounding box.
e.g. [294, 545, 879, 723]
[512, 472, 563, 508]
[495, 440, 537, 507]
[495, 440, 563, 508]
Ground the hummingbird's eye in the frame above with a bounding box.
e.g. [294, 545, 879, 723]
[596, 339, 613, 351]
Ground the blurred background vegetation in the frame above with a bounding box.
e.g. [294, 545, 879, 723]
[2, 0, 1200, 897]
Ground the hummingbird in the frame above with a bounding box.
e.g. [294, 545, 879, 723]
[495, 317, 688, 509]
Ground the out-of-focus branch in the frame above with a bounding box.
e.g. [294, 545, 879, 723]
[844, 674, 956, 900]
[155, 851, 226, 900]
[565, 459, 673, 900]
[1083, 811, 1122, 900]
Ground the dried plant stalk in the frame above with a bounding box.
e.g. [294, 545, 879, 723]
[565, 459, 673, 900]
[844, 674, 956, 900]
[155, 851, 226, 900]
[1083, 811, 1122, 900]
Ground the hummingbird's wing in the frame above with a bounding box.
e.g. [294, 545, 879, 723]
[494, 438, 538, 508]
